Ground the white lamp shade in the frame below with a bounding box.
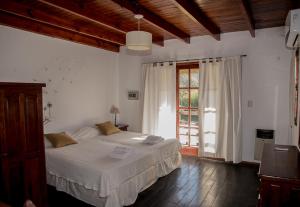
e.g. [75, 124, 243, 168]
[126, 31, 152, 51]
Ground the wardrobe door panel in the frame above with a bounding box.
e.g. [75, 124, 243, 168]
[0, 90, 5, 155]
[1, 158, 25, 206]
[24, 92, 43, 153]
[24, 157, 45, 207]
[2, 92, 25, 157]
[0, 90, 5, 201]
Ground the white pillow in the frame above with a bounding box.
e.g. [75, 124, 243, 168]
[71, 126, 100, 141]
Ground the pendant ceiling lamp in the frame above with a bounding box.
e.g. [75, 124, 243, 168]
[126, 14, 152, 51]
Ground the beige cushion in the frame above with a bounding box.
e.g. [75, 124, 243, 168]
[45, 132, 77, 148]
[96, 121, 121, 135]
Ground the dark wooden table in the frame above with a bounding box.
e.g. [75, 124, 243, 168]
[258, 143, 300, 207]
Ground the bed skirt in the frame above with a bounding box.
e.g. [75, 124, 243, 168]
[47, 152, 182, 207]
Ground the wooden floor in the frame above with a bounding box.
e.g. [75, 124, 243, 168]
[48, 156, 259, 207]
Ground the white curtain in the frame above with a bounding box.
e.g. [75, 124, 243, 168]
[290, 50, 299, 146]
[198, 57, 242, 163]
[142, 62, 176, 139]
[289, 50, 296, 142]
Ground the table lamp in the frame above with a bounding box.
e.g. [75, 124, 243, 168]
[110, 105, 120, 126]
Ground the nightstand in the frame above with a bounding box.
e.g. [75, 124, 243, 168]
[117, 124, 129, 131]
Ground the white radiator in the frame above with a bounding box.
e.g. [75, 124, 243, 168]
[254, 129, 274, 161]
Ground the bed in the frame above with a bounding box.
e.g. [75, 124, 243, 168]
[45, 127, 181, 207]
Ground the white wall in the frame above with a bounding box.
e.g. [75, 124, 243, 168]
[118, 51, 143, 132]
[0, 25, 293, 162]
[0, 25, 119, 133]
[119, 27, 292, 162]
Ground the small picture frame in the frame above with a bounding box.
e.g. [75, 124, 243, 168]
[128, 90, 139, 100]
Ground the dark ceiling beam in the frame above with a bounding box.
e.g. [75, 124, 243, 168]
[238, 0, 255, 37]
[0, 10, 120, 52]
[110, 0, 190, 43]
[38, 0, 164, 46]
[152, 36, 164, 47]
[0, 0, 125, 45]
[38, 0, 124, 32]
[172, 0, 220, 41]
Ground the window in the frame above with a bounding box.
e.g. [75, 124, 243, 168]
[176, 63, 199, 151]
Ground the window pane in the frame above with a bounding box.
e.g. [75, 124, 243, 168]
[179, 69, 189, 87]
[179, 135, 189, 145]
[204, 133, 216, 144]
[204, 146, 216, 153]
[190, 69, 199, 87]
[190, 128, 199, 136]
[179, 109, 189, 127]
[179, 127, 189, 135]
[190, 136, 199, 146]
[190, 89, 198, 107]
[204, 133, 216, 153]
[190, 110, 199, 127]
[203, 109, 216, 132]
[179, 89, 189, 107]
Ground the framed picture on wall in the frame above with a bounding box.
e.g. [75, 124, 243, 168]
[128, 90, 139, 100]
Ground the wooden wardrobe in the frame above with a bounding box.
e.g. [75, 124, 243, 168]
[0, 83, 46, 207]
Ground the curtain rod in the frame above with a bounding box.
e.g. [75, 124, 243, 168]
[144, 55, 247, 65]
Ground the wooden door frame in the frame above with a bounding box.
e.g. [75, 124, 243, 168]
[176, 62, 199, 155]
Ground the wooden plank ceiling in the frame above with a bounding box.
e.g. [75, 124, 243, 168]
[0, 0, 298, 53]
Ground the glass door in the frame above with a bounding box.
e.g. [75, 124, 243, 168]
[176, 63, 199, 156]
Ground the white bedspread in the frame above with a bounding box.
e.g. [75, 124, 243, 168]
[97, 131, 181, 176]
[46, 138, 155, 198]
